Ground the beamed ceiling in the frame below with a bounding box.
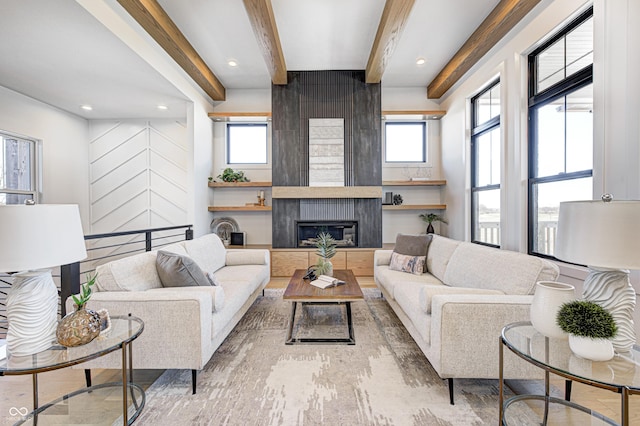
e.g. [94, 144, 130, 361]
[0, 0, 545, 118]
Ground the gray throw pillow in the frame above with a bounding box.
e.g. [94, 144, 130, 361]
[156, 250, 211, 287]
[394, 233, 432, 257]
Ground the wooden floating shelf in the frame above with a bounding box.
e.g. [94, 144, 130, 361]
[382, 110, 446, 120]
[382, 180, 446, 186]
[208, 112, 271, 121]
[208, 206, 272, 212]
[209, 181, 272, 187]
[382, 204, 446, 210]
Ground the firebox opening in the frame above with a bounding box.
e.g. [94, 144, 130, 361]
[296, 221, 358, 248]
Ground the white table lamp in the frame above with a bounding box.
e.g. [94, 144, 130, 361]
[0, 204, 87, 357]
[555, 196, 640, 354]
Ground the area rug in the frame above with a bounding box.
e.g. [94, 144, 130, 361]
[134, 289, 524, 425]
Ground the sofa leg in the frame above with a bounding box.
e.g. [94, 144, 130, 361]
[565, 380, 572, 401]
[85, 369, 92, 388]
[192, 370, 197, 394]
[448, 378, 454, 405]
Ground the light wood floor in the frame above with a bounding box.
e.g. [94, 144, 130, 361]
[1, 277, 637, 424]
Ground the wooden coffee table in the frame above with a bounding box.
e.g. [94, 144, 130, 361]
[283, 269, 364, 345]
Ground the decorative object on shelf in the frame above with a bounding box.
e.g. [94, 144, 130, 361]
[208, 176, 213, 182]
[257, 190, 265, 206]
[557, 300, 618, 361]
[555, 196, 640, 354]
[530, 281, 575, 339]
[419, 212, 448, 234]
[0, 203, 88, 357]
[57, 273, 101, 347]
[217, 167, 249, 182]
[382, 192, 393, 205]
[392, 194, 403, 205]
[315, 232, 337, 277]
[210, 217, 239, 245]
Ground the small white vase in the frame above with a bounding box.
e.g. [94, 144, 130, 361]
[530, 281, 575, 339]
[569, 335, 614, 361]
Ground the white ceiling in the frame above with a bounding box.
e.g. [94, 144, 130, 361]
[0, 0, 501, 120]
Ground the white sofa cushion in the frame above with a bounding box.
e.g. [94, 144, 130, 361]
[443, 242, 560, 295]
[225, 249, 269, 266]
[426, 235, 461, 282]
[211, 264, 269, 295]
[146, 285, 225, 312]
[95, 251, 162, 292]
[393, 281, 432, 344]
[184, 233, 227, 275]
[376, 266, 443, 300]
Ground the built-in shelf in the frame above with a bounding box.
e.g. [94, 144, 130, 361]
[208, 181, 272, 187]
[382, 110, 446, 120]
[208, 112, 271, 121]
[382, 204, 446, 210]
[208, 206, 272, 212]
[382, 180, 446, 186]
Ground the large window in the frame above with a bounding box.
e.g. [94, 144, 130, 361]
[528, 7, 593, 257]
[384, 121, 426, 163]
[471, 79, 501, 246]
[0, 131, 39, 205]
[226, 123, 268, 164]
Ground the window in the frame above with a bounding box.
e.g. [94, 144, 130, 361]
[471, 79, 501, 247]
[0, 131, 39, 205]
[384, 122, 426, 163]
[528, 7, 593, 257]
[226, 123, 268, 164]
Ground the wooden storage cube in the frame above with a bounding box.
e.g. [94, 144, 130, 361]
[347, 251, 374, 276]
[271, 251, 309, 277]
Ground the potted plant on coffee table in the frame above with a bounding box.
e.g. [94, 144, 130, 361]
[419, 212, 447, 234]
[314, 232, 337, 277]
[557, 300, 618, 361]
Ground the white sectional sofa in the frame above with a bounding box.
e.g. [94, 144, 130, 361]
[72, 233, 270, 393]
[374, 234, 560, 404]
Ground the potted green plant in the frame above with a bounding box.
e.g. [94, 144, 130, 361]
[56, 273, 102, 347]
[314, 232, 337, 276]
[556, 300, 617, 361]
[217, 167, 249, 182]
[419, 212, 448, 234]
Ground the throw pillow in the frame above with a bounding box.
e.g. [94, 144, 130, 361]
[156, 250, 211, 288]
[388, 251, 426, 275]
[392, 233, 432, 273]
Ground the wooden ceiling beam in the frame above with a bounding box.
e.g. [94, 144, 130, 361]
[427, 0, 541, 99]
[117, 0, 226, 101]
[366, 0, 416, 84]
[242, 0, 287, 85]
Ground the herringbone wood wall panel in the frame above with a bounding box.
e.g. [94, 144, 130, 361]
[89, 120, 188, 234]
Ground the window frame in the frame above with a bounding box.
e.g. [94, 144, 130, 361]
[527, 6, 593, 259]
[0, 130, 40, 205]
[225, 122, 270, 166]
[383, 120, 428, 165]
[470, 78, 501, 248]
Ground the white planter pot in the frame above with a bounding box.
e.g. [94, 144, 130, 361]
[530, 281, 575, 339]
[569, 335, 614, 361]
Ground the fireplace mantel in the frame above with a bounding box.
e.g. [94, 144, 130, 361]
[272, 186, 381, 199]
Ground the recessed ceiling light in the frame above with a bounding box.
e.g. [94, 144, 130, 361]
[227, 59, 238, 67]
[80, 105, 93, 111]
[416, 57, 426, 66]
[157, 104, 169, 110]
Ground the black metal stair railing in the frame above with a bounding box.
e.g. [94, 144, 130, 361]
[0, 224, 193, 338]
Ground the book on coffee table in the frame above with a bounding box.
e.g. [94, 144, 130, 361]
[310, 275, 345, 289]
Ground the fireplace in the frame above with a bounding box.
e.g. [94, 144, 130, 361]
[296, 221, 358, 248]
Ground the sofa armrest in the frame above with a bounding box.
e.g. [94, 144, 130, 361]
[429, 294, 538, 379]
[374, 250, 393, 266]
[225, 249, 270, 266]
[69, 289, 213, 370]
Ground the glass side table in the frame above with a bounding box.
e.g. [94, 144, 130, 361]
[500, 321, 640, 425]
[0, 315, 145, 426]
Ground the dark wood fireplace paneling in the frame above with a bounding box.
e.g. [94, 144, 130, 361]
[272, 70, 381, 248]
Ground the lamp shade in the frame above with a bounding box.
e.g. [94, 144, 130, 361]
[555, 200, 640, 270]
[0, 204, 87, 272]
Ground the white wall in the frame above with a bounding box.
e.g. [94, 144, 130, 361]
[0, 85, 90, 230]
